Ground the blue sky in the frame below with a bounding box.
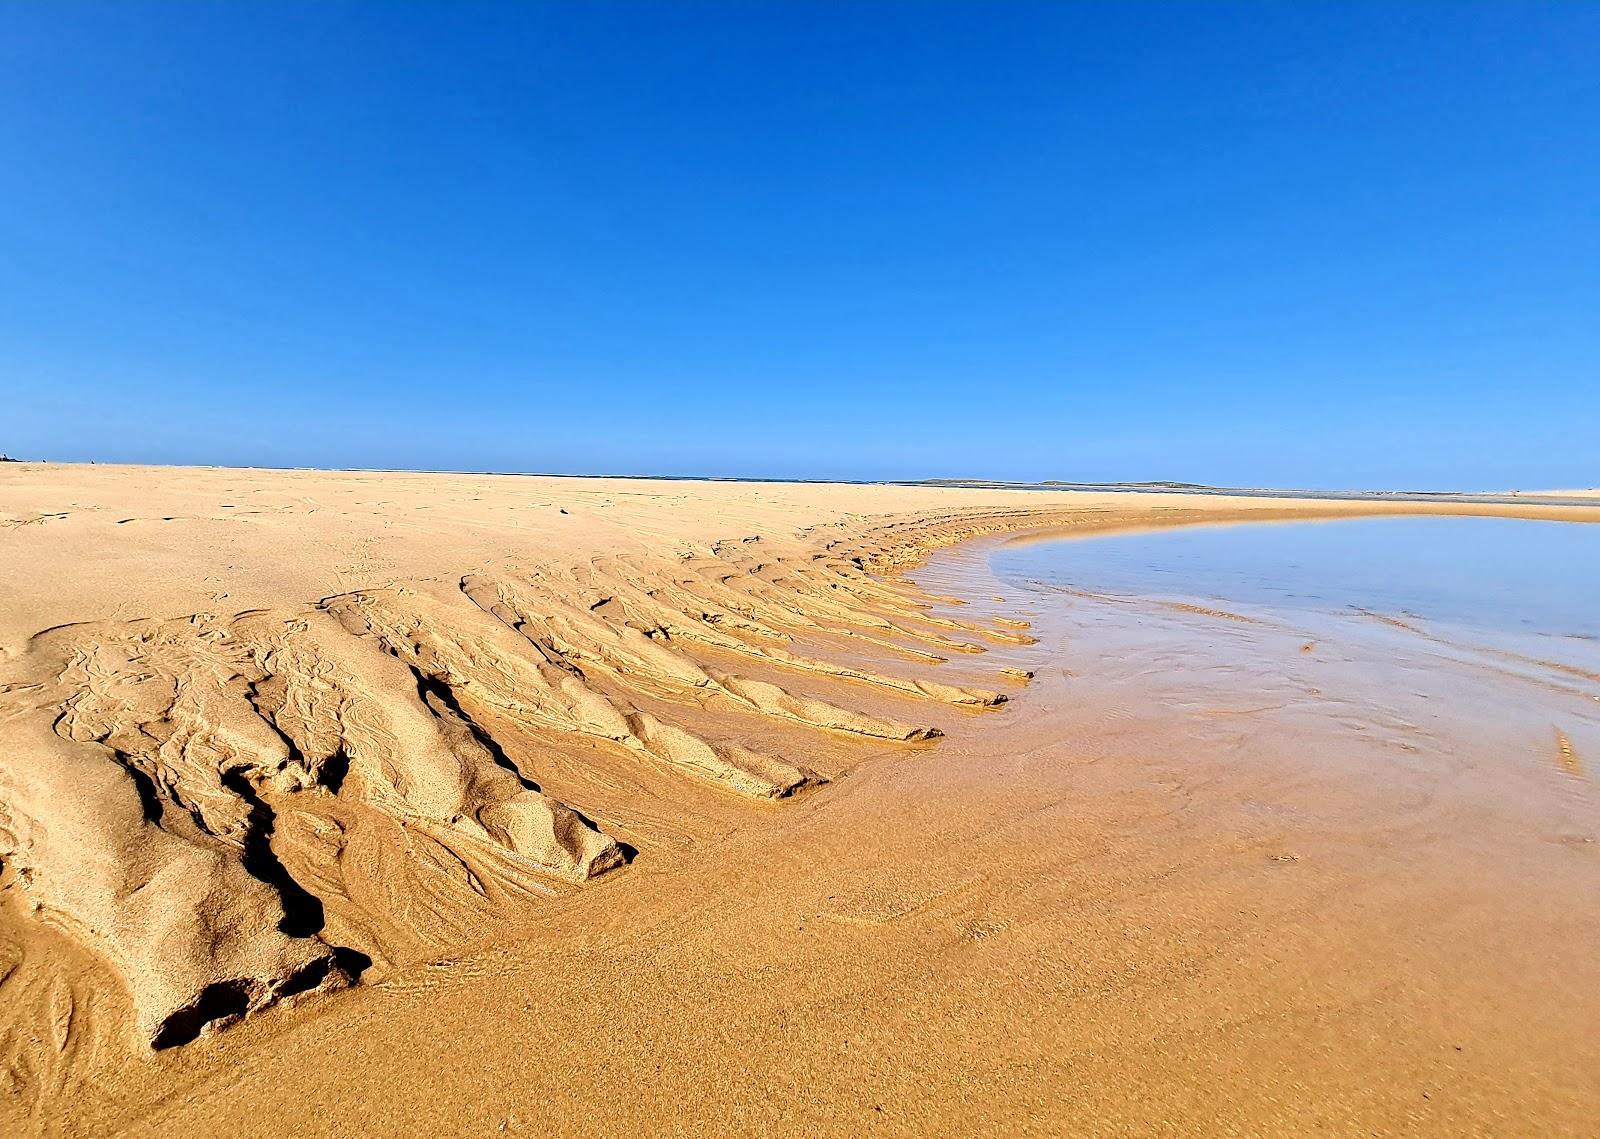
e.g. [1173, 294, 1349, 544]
[3, 2, 1596, 488]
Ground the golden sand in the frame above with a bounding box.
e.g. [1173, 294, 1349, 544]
[1, 464, 1597, 1135]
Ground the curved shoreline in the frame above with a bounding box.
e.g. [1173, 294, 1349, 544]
[2, 464, 1599, 1133]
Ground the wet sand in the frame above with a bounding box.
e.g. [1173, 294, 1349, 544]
[2, 465, 1597, 1135]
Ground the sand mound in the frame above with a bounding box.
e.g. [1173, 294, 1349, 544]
[0, 498, 1039, 1051]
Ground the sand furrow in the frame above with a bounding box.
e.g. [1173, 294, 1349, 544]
[0, 497, 1069, 1057]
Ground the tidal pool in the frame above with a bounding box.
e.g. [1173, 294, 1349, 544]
[991, 515, 1600, 646]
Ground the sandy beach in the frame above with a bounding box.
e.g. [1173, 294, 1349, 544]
[11, 0, 1600, 1130]
[0, 464, 1595, 1135]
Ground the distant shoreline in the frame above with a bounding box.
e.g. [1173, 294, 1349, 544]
[4, 456, 1595, 507]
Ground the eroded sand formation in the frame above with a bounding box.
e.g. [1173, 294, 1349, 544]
[0, 489, 1068, 1054]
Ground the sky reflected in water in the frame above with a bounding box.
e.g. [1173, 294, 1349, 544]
[991, 516, 1600, 642]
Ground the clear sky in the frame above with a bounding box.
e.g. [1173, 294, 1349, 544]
[3, 2, 1597, 488]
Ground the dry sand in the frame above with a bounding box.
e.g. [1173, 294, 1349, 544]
[1, 464, 1597, 1135]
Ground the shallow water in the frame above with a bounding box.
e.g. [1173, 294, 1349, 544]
[888, 514, 1600, 1134]
[959, 511, 1600, 819]
[991, 515, 1600, 651]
